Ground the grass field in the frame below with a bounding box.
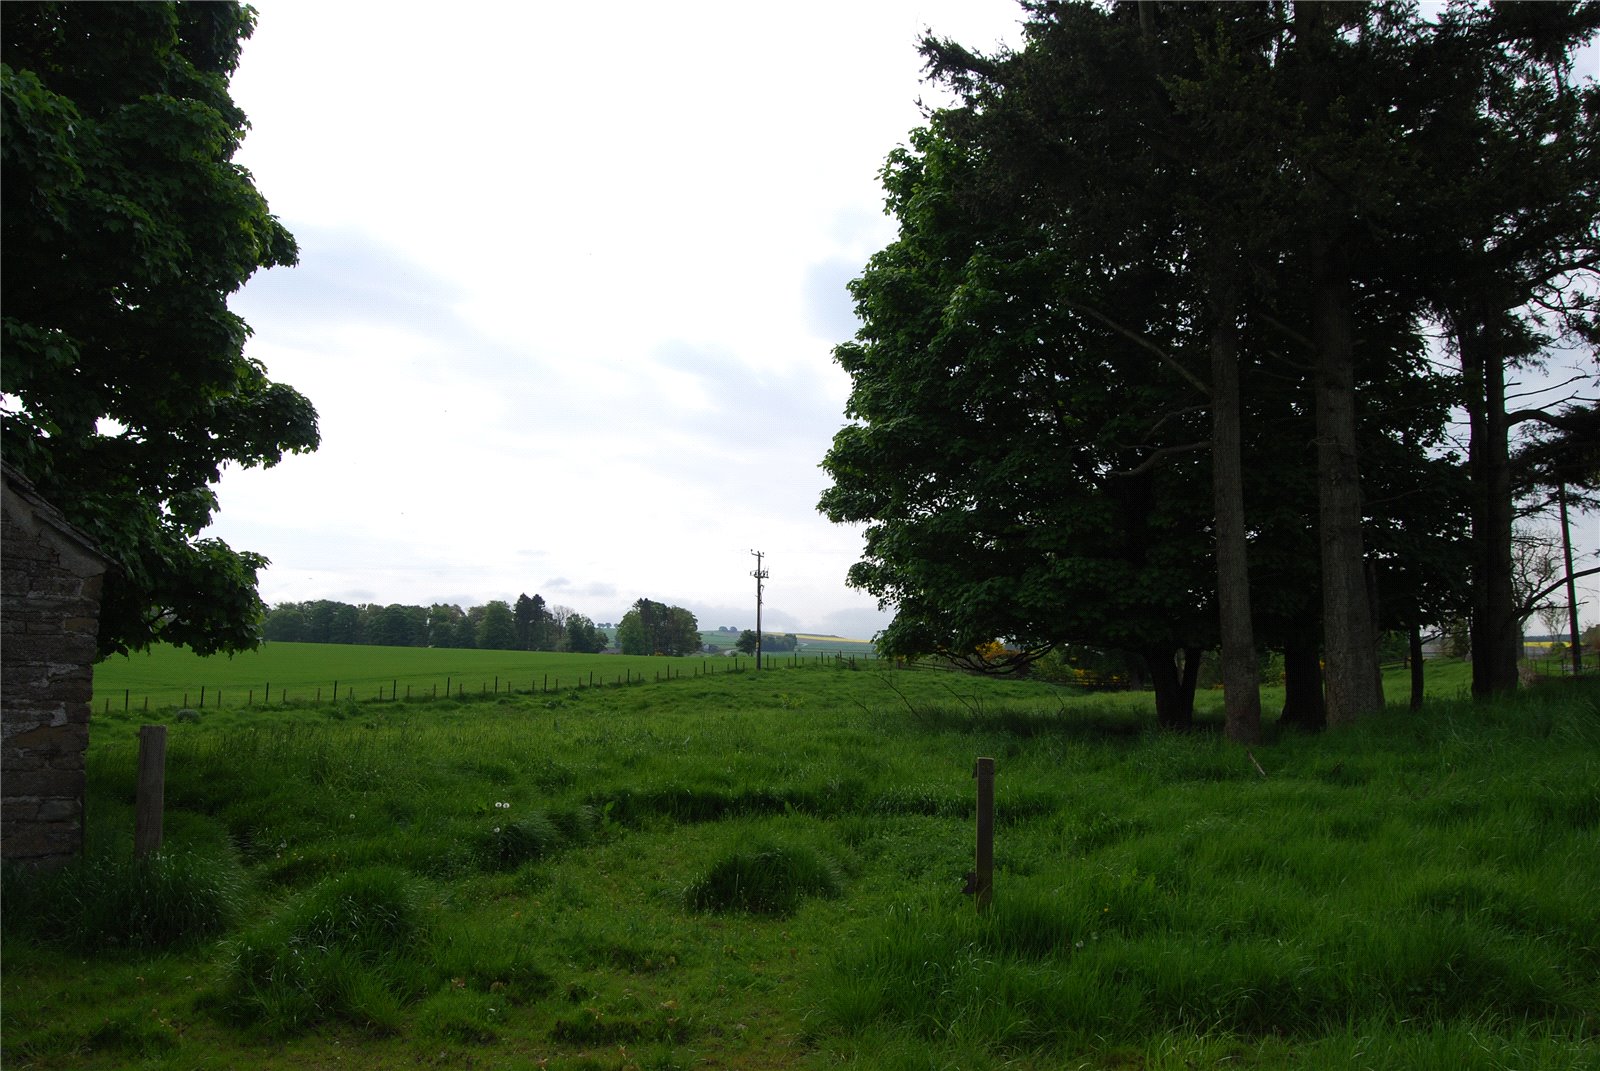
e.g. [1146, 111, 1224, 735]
[91, 642, 871, 712]
[7, 658, 1597, 1070]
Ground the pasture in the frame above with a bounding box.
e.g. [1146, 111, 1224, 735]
[5, 657, 1597, 1070]
[91, 642, 867, 712]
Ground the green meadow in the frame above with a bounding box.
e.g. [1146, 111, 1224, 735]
[91, 642, 865, 711]
[6, 658, 1597, 1070]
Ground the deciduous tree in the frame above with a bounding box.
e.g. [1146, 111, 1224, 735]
[1, 2, 317, 656]
[475, 600, 517, 651]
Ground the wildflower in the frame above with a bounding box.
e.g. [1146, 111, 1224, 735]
[493, 826, 501, 833]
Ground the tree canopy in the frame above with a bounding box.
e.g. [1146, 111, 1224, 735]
[1, 1, 316, 657]
[616, 598, 702, 657]
[262, 597, 612, 653]
[821, 0, 1597, 730]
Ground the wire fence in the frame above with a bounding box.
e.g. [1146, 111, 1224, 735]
[98, 650, 867, 715]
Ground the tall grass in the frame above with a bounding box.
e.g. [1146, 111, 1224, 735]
[6, 663, 1596, 1069]
[2, 847, 244, 949]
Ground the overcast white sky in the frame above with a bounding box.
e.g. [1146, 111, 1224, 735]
[210, 0, 1030, 636]
[209, 1, 1598, 638]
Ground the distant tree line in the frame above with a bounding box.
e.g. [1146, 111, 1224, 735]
[262, 594, 607, 653]
[736, 631, 801, 655]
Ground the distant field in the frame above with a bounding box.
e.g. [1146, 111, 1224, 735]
[92, 641, 875, 712]
[697, 630, 879, 657]
[90, 642, 809, 711]
[95, 642, 1473, 715]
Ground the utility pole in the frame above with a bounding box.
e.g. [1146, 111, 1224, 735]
[750, 549, 768, 670]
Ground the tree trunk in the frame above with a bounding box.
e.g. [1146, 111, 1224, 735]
[1280, 630, 1326, 731]
[1460, 319, 1521, 698]
[1209, 292, 1263, 744]
[1147, 647, 1200, 730]
[1310, 241, 1385, 726]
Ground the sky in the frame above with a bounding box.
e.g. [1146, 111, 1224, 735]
[209, 1, 1600, 639]
[211, 0, 1031, 637]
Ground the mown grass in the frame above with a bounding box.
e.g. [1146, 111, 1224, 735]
[92, 641, 843, 711]
[5, 659, 1596, 1070]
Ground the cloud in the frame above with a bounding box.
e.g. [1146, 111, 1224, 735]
[203, 0, 1039, 634]
[542, 578, 618, 600]
[803, 257, 867, 345]
[232, 226, 470, 342]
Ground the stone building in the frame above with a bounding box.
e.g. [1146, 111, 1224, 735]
[2, 461, 108, 867]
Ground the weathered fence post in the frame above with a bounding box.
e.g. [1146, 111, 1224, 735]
[965, 756, 995, 912]
[135, 725, 167, 859]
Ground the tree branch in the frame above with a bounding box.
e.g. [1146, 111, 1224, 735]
[1061, 300, 1212, 396]
[1508, 406, 1599, 429]
[1518, 565, 1600, 619]
[1109, 440, 1210, 478]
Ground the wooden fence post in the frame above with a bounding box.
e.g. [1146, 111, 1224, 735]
[135, 725, 167, 860]
[965, 756, 995, 912]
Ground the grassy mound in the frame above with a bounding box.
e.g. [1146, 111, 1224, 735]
[684, 838, 842, 916]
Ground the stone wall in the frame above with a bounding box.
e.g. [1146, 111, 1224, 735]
[2, 463, 108, 867]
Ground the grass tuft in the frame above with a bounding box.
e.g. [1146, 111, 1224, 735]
[2, 847, 243, 949]
[683, 838, 842, 916]
[215, 866, 428, 1036]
